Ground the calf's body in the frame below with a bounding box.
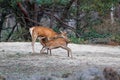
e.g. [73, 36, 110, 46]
[40, 37, 72, 58]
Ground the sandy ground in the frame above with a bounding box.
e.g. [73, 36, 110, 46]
[0, 42, 120, 80]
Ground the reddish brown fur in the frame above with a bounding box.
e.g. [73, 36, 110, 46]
[32, 26, 58, 39]
[29, 26, 66, 53]
[40, 37, 72, 58]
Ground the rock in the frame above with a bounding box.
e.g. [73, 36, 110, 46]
[29, 73, 57, 80]
[66, 67, 105, 80]
[88, 38, 111, 44]
[103, 67, 120, 80]
[62, 73, 71, 78]
[0, 75, 6, 80]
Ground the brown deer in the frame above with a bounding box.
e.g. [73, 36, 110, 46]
[39, 35, 72, 58]
[29, 26, 67, 53]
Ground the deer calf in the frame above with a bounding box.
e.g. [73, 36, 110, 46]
[39, 36, 72, 58]
[29, 26, 67, 53]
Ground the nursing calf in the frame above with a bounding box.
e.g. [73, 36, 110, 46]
[39, 37, 72, 58]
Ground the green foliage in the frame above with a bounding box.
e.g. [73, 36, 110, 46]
[91, 19, 102, 25]
[37, 0, 53, 5]
[10, 0, 22, 9]
[53, 27, 60, 33]
[80, 0, 119, 15]
[69, 6, 77, 17]
[11, 27, 28, 41]
[0, 0, 4, 3]
[69, 36, 85, 44]
[83, 28, 110, 40]
[1, 0, 120, 42]
[111, 34, 120, 43]
[36, 0, 70, 6]
[1, 29, 11, 41]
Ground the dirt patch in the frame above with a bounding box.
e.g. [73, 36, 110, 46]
[0, 42, 120, 80]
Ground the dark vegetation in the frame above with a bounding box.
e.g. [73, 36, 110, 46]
[0, 0, 120, 44]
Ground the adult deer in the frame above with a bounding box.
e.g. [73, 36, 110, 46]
[29, 26, 68, 53]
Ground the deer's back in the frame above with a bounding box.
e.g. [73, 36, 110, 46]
[33, 26, 57, 38]
[45, 38, 67, 48]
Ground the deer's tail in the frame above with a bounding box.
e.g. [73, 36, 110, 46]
[29, 27, 35, 36]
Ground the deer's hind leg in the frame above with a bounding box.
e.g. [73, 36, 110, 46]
[61, 46, 72, 58]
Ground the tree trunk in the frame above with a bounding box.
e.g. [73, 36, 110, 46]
[0, 13, 6, 41]
[33, 2, 38, 26]
[58, 0, 76, 29]
[76, 0, 81, 37]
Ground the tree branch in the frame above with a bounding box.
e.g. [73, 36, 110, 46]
[24, 17, 41, 26]
[61, 0, 76, 20]
[17, 2, 29, 18]
[33, 3, 38, 25]
[6, 22, 17, 41]
[45, 12, 80, 37]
